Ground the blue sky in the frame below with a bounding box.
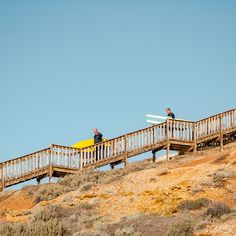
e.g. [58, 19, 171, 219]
[0, 0, 236, 164]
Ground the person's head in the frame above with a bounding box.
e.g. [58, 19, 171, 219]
[93, 128, 99, 134]
[166, 108, 172, 114]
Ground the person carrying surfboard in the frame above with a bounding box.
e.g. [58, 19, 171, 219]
[166, 108, 175, 119]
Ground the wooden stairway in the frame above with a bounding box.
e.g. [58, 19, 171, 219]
[0, 109, 235, 191]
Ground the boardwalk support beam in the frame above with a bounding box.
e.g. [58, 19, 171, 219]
[124, 153, 128, 168]
[152, 150, 156, 163]
[37, 178, 41, 185]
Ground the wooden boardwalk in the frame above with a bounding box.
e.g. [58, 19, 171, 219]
[0, 109, 236, 191]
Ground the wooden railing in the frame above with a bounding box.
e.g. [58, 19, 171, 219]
[80, 122, 168, 167]
[0, 108, 235, 189]
[0, 148, 51, 186]
[196, 109, 236, 140]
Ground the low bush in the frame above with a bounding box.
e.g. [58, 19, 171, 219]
[59, 169, 127, 191]
[59, 162, 155, 192]
[80, 202, 94, 210]
[178, 198, 210, 211]
[115, 226, 142, 236]
[212, 168, 236, 187]
[0, 206, 63, 236]
[34, 184, 64, 203]
[205, 202, 231, 218]
[59, 171, 106, 190]
[194, 220, 209, 230]
[167, 219, 194, 236]
[80, 215, 101, 229]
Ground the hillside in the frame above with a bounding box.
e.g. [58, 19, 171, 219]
[0, 142, 236, 236]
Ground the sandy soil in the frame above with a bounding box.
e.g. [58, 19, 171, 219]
[0, 142, 236, 235]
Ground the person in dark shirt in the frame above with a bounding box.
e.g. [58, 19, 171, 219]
[166, 108, 175, 119]
[94, 128, 103, 144]
[94, 128, 103, 161]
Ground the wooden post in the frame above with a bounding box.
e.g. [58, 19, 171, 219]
[123, 135, 128, 167]
[18, 159, 21, 177]
[193, 122, 197, 155]
[1, 163, 4, 192]
[152, 150, 156, 163]
[166, 119, 170, 161]
[37, 153, 39, 170]
[80, 149, 83, 170]
[49, 144, 53, 183]
[220, 113, 224, 151]
[36, 178, 40, 185]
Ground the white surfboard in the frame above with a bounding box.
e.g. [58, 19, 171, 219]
[145, 114, 170, 125]
[145, 114, 189, 125]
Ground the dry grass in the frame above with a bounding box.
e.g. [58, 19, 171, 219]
[212, 153, 230, 164]
[0, 190, 16, 201]
[34, 184, 64, 203]
[80, 202, 94, 210]
[115, 226, 142, 236]
[167, 218, 194, 236]
[58, 163, 153, 192]
[0, 206, 63, 236]
[212, 167, 236, 187]
[204, 202, 231, 219]
[178, 198, 210, 211]
[200, 167, 236, 188]
[19, 163, 152, 204]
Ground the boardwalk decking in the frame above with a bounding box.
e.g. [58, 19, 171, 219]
[0, 109, 236, 191]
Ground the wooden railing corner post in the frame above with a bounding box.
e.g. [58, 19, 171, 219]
[166, 119, 170, 161]
[219, 113, 224, 151]
[1, 163, 4, 192]
[48, 144, 53, 183]
[193, 122, 197, 155]
[124, 135, 128, 168]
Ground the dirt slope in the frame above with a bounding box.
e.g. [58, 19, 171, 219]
[0, 142, 236, 236]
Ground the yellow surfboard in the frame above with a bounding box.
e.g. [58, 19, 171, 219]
[72, 138, 107, 149]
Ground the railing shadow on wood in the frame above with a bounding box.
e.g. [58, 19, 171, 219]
[0, 108, 235, 190]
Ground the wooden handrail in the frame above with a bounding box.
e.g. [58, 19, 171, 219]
[196, 108, 236, 123]
[0, 147, 51, 165]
